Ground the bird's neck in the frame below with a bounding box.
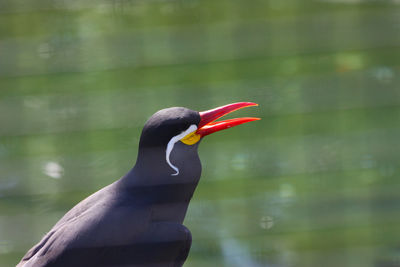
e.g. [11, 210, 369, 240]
[127, 142, 202, 186]
[117, 143, 202, 223]
[119, 172, 198, 223]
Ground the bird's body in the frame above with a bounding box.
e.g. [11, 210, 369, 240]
[17, 103, 258, 267]
[19, 179, 194, 267]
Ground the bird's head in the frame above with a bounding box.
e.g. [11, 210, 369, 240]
[136, 102, 260, 178]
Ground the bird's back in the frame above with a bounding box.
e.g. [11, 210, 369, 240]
[17, 181, 152, 267]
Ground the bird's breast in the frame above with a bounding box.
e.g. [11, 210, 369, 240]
[125, 182, 198, 223]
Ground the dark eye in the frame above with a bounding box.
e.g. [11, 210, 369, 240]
[177, 121, 191, 133]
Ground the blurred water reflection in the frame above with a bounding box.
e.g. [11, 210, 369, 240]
[1, 0, 400, 266]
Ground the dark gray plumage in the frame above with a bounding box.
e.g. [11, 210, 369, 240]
[17, 107, 201, 267]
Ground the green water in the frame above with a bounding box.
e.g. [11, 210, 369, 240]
[1, 0, 400, 266]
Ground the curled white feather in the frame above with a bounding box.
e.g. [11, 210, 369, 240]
[166, 124, 198, 176]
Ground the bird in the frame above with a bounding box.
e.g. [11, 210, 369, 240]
[17, 102, 259, 267]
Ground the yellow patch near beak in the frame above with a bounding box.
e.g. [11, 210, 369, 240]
[180, 132, 201, 145]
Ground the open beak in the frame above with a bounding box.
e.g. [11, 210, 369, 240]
[197, 102, 260, 137]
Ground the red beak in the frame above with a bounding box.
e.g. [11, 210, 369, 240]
[197, 102, 260, 137]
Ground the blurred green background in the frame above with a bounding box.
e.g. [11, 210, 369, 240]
[1, 0, 400, 266]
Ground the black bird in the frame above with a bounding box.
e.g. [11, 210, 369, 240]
[17, 102, 259, 267]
